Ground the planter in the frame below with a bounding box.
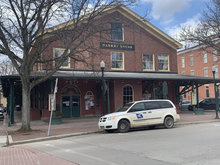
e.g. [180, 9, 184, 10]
[51, 117, 62, 125]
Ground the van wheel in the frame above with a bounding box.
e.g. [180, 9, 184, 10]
[164, 117, 174, 129]
[118, 120, 130, 133]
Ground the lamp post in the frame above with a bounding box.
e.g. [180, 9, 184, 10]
[100, 60, 105, 115]
[212, 65, 219, 119]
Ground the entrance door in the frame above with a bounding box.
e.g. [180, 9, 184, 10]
[62, 96, 71, 118]
[72, 96, 80, 117]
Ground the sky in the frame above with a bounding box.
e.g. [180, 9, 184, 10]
[133, 0, 209, 42]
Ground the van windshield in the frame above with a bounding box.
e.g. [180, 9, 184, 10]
[115, 103, 133, 112]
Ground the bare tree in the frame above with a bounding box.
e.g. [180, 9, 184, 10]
[177, 0, 220, 54]
[0, 0, 139, 132]
[0, 60, 17, 75]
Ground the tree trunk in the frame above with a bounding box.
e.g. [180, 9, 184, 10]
[19, 82, 31, 132]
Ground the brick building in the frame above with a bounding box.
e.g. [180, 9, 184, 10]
[177, 45, 220, 101]
[1, 4, 218, 122]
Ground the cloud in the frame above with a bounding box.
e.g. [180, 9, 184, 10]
[142, 0, 192, 20]
[165, 14, 200, 50]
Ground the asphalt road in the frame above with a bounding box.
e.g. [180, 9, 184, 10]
[26, 122, 220, 165]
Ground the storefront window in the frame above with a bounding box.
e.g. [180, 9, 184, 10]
[123, 85, 133, 105]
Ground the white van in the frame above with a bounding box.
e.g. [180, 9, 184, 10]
[98, 99, 180, 133]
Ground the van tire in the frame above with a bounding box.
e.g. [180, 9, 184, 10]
[164, 117, 174, 129]
[118, 120, 130, 133]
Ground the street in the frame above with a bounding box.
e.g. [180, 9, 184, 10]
[23, 122, 220, 165]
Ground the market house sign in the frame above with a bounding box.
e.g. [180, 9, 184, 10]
[100, 42, 135, 51]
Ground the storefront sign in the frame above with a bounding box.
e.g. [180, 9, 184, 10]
[100, 42, 135, 51]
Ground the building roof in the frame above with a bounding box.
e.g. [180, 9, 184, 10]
[1, 70, 219, 86]
[41, 3, 182, 50]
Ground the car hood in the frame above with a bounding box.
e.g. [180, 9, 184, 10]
[101, 111, 127, 118]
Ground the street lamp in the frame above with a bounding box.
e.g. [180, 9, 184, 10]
[212, 65, 219, 119]
[100, 60, 105, 115]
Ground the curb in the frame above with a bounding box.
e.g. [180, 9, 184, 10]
[4, 130, 104, 147]
[3, 120, 220, 147]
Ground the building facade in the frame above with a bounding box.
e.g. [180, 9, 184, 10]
[177, 45, 219, 101]
[3, 4, 218, 122]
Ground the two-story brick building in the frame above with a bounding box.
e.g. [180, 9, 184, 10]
[1, 4, 218, 121]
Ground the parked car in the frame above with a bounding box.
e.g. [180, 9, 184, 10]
[188, 98, 220, 111]
[98, 99, 180, 133]
[179, 100, 191, 110]
[0, 107, 6, 113]
[0, 111, 4, 120]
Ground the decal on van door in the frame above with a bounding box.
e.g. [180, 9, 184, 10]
[136, 113, 143, 119]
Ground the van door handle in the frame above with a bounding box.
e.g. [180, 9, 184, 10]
[148, 111, 152, 113]
[143, 112, 146, 114]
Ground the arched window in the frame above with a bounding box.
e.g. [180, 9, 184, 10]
[123, 85, 133, 105]
[61, 85, 80, 95]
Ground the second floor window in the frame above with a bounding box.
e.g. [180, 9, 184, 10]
[182, 58, 185, 68]
[205, 86, 209, 98]
[191, 70, 194, 75]
[54, 48, 69, 68]
[111, 23, 123, 41]
[214, 50, 217, 61]
[204, 52, 207, 63]
[158, 55, 169, 71]
[190, 56, 193, 66]
[215, 66, 218, 78]
[204, 68, 208, 77]
[143, 54, 154, 70]
[111, 52, 124, 69]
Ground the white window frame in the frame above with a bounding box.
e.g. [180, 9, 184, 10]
[190, 70, 194, 75]
[190, 55, 193, 66]
[204, 68, 208, 77]
[215, 66, 218, 78]
[204, 52, 207, 63]
[181, 57, 185, 68]
[214, 50, 217, 62]
[182, 71, 185, 75]
[205, 85, 209, 98]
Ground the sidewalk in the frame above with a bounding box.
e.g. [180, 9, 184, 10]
[1, 109, 220, 147]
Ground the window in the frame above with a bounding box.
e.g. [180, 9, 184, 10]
[123, 85, 133, 105]
[182, 71, 185, 75]
[184, 93, 186, 99]
[144, 101, 160, 110]
[130, 103, 145, 111]
[190, 55, 193, 66]
[215, 66, 218, 78]
[191, 70, 194, 75]
[217, 85, 220, 97]
[214, 50, 217, 61]
[111, 52, 124, 69]
[181, 57, 185, 68]
[54, 48, 70, 68]
[204, 52, 207, 63]
[158, 55, 169, 71]
[204, 68, 208, 77]
[205, 86, 209, 98]
[111, 23, 123, 40]
[143, 54, 154, 70]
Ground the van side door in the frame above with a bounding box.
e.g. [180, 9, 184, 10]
[144, 101, 162, 125]
[128, 102, 148, 127]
